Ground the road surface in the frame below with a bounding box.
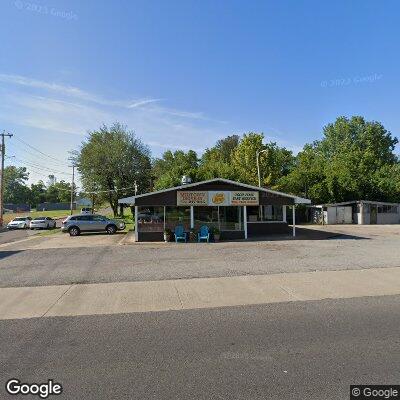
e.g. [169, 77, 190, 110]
[0, 295, 399, 399]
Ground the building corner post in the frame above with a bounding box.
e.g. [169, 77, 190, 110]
[292, 204, 296, 237]
[244, 206, 248, 239]
[134, 206, 139, 242]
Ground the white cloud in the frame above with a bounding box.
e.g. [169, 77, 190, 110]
[127, 98, 163, 108]
[0, 73, 231, 159]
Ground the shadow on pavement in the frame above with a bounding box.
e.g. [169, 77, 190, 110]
[0, 250, 23, 260]
[230, 226, 369, 242]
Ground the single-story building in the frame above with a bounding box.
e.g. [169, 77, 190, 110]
[312, 200, 400, 225]
[37, 202, 76, 211]
[118, 178, 311, 242]
[4, 203, 31, 213]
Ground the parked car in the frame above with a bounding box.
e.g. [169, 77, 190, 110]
[61, 214, 126, 236]
[6, 216, 32, 229]
[29, 217, 57, 230]
[80, 207, 92, 214]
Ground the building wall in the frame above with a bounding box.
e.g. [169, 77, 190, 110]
[37, 202, 76, 211]
[4, 203, 31, 212]
[377, 213, 400, 224]
[324, 206, 352, 224]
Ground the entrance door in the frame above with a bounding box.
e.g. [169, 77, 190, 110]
[336, 207, 346, 224]
[370, 205, 377, 224]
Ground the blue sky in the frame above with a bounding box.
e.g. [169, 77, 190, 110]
[0, 0, 399, 183]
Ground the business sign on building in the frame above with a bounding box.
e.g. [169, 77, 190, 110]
[231, 191, 259, 205]
[177, 191, 208, 206]
[208, 191, 231, 206]
[177, 190, 259, 206]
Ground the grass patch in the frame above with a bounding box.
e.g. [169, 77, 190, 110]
[106, 213, 134, 232]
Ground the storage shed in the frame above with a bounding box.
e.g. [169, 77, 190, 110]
[314, 200, 400, 225]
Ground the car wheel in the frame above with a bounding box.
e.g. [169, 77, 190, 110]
[106, 225, 117, 235]
[69, 226, 80, 237]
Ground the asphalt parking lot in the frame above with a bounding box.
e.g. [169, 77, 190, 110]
[0, 225, 399, 288]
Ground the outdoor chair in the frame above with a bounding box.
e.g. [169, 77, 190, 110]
[174, 225, 187, 243]
[197, 225, 210, 243]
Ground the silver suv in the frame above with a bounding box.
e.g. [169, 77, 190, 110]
[61, 214, 126, 236]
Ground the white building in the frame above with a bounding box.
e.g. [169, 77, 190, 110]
[313, 200, 400, 225]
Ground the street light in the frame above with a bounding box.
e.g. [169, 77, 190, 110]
[256, 149, 269, 187]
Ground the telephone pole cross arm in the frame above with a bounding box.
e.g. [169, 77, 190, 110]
[0, 132, 14, 227]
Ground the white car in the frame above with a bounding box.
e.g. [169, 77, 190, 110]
[29, 217, 57, 230]
[7, 216, 32, 230]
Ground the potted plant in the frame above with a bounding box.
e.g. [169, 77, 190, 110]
[189, 229, 196, 242]
[212, 226, 221, 242]
[163, 228, 172, 242]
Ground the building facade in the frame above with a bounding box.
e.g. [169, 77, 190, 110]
[118, 178, 310, 242]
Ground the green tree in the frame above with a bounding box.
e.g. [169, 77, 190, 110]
[232, 132, 294, 187]
[152, 150, 199, 189]
[197, 135, 239, 180]
[45, 180, 73, 203]
[279, 116, 399, 203]
[30, 181, 47, 207]
[3, 166, 31, 204]
[75, 123, 152, 216]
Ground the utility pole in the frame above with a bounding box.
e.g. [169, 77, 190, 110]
[0, 132, 13, 227]
[70, 165, 75, 215]
[256, 148, 269, 188]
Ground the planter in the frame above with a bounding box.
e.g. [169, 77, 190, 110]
[189, 231, 196, 242]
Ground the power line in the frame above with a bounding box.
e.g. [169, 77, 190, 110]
[7, 142, 67, 168]
[13, 135, 67, 164]
[6, 155, 72, 176]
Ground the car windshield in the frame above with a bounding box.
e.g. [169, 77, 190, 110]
[33, 217, 46, 221]
[13, 217, 27, 221]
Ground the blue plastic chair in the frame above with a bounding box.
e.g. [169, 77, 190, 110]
[174, 225, 187, 243]
[197, 225, 210, 243]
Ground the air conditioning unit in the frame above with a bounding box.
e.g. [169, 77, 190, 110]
[181, 175, 192, 185]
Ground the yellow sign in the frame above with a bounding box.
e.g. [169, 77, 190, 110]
[208, 191, 231, 206]
[177, 191, 208, 206]
[212, 193, 225, 204]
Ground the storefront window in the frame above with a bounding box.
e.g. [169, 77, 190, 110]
[165, 207, 191, 231]
[247, 205, 283, 222]
[137, 206, 164, 232]
[194, 206, 218, 230]
[219, 206, 243, 230]
[193, 206, 243, 231]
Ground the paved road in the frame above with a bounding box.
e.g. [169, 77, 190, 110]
[0, 229, 38, 246]
[1, 231, 400, 287]
[1, 295, 399, 399]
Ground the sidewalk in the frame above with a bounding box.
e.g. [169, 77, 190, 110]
[1, 267, 400, 320]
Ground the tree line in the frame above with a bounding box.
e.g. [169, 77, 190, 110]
[5, 116, 399, 214]
[3, 167, 74, 207]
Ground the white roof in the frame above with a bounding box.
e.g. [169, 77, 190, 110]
[118, 178, 311, 205]
[316, 200, 400, 207]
